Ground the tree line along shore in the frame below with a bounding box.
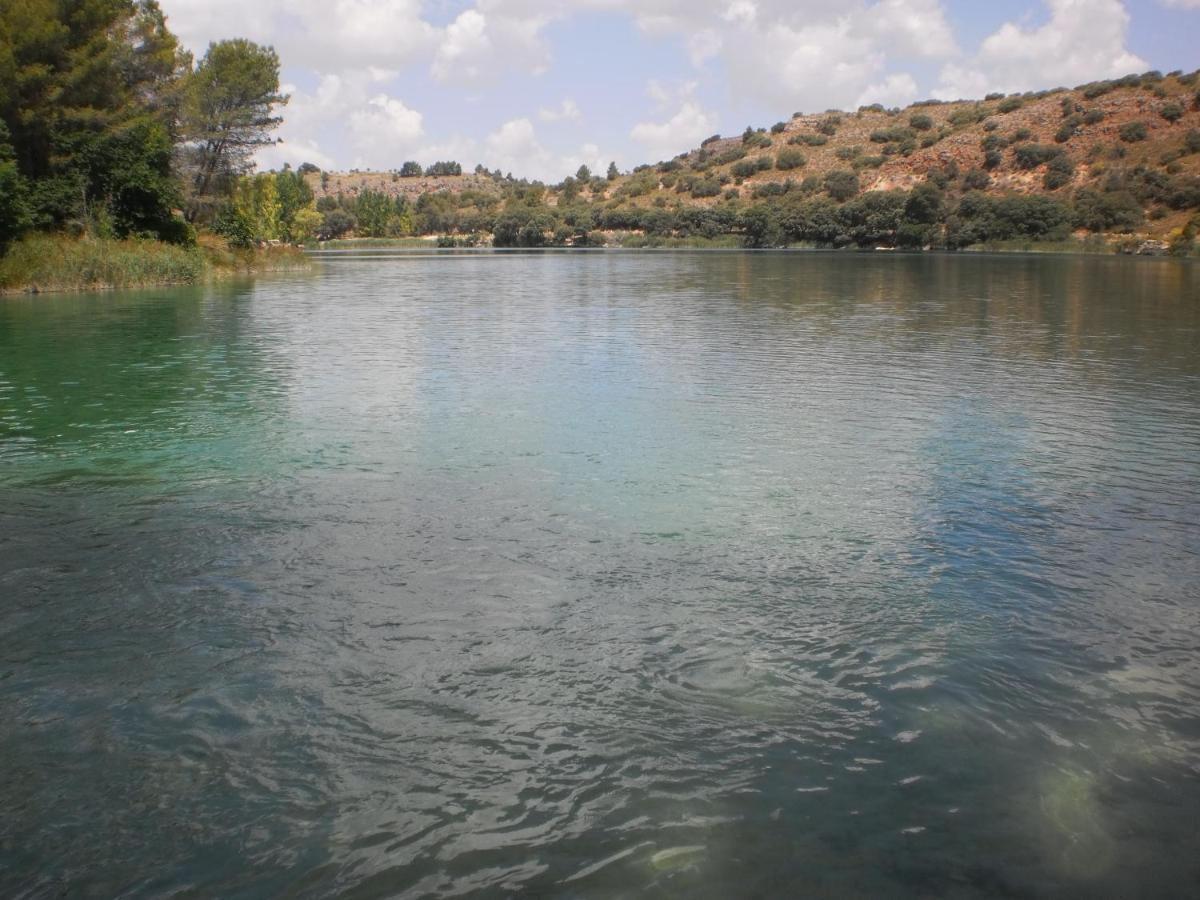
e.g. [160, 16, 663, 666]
[2, 2, 1198, 296]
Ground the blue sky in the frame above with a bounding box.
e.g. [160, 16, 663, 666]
[159, 0, 1200, 180]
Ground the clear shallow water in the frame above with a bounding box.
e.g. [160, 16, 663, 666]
[1, 251, 1199, 898]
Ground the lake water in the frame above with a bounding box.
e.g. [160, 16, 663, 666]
[2, 251, 1199, 898]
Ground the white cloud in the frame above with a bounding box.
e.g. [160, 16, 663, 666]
[481, 119, 614, 181]
[163, 0, 437, 71]
[856, 72, 919, 109]
[539, 98, 581, 121]
[631, 101, 718, 162]
[432, 10, 492, 82]
[934, 0, 1147, 100]
[484, 118, 551, 176]
[350, 94, 424, 157]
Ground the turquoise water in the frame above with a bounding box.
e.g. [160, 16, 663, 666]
[1, 251, 1199, 897]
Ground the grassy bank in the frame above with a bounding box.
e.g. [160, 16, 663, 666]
[0, 234, 312, 295]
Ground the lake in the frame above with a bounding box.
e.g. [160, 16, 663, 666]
[2, 251, 1199, 898]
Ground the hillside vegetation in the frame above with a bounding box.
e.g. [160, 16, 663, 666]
[296, 70, 1200, 253]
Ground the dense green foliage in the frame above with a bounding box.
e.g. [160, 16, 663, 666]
[1, 0, 192, 241]
[0, 0, 287, 253]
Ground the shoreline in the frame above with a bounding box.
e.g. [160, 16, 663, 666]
[4, 233, 1194, 298]
[0, 235, 313, 297]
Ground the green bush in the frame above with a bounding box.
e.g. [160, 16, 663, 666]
[1055, 124, 1076, 143]
[1043, 156, 1075, 190]
[870, 126, 916, 144]
[1072, 188, 1143, 232]
[824, 170, 860, 201]
[731, 157, 772, 178]
[1083, 109, 1105, 125]
[997, 97, 1024, 113]
[775, 148, 807, 170]
[1013, 144, 1065, 169]
[1120, 122, 1148, 142]
[771, 121, 787, 134]
[1185, 130, 1200, 154]
[910, 113, 934, 131]
[791, 133, 828, 146]
[963, 169, 992, 190]
[1160, 103, 1184, 123]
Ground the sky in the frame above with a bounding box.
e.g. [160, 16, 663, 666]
[157, 0, 1200, 181]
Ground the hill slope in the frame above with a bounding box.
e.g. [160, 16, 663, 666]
[303, 70, 1200, 249]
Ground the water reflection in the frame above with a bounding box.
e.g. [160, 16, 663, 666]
[1, 253, 1198, 897]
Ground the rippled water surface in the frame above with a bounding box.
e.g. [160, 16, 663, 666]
[2, 251, 1200, 898]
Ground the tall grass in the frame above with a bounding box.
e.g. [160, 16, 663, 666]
[0, 234, 312, 294]
[0, 235, 204, 292]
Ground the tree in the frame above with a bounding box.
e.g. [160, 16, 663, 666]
[180, 39, 287, 221]
[400, 161, 422, 177]
[0, 0, 192, 239]
[0, 122, 31, 251]
[576, 164, 592, 182]
[425, 161, 462, 176]
[607, 161, 619, 181]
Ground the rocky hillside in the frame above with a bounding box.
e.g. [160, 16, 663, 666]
[605, 71, 1200, 238]
[302, 70, 1200, 246]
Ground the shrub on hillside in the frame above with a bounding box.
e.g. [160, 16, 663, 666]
[1120, 122, 1148, 142]
[870, 126, 916, 144]
[1160, 103, 1184, 123]
[910, 113, 934, 131]
[775, 148, 807, 170]
[1043, 156, 1076, 190]
[1013, 144, 1065, 169]
[824, 170, 860, 201]
[963, 169, 992, 190]
[997, 97, 1024, 113]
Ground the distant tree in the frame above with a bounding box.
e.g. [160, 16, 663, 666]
[425, 161, 462, 176]
[576, 164, 592, 182]
[607, 161, 619, 181]
[400, 161, 423, 177]
[180, 39, 288, 221]
[298, 162, 321, 175]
